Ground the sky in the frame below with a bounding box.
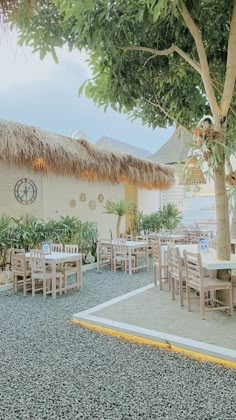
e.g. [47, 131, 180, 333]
[0, 29, 174, 154]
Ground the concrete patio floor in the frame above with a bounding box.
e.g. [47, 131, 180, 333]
[73, 283, 236, 365]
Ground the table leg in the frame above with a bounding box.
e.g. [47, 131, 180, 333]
[146, 244, 149, 271]
[76, 258, 82, 289]
[80, 257, 83, 289]
[52, 261, 56, 299]
[129, 249, 132, 276]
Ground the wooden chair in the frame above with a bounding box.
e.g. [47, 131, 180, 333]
[64, 244, 79, 253]
[11, 249, 31, 296]
[183, 250, 233, 319]
[51, 243, 64, 252]
[168, 244, 185, 307]
[97, 240, 113, 271]
[132, 235, 148, 264]
[152, 240, 168, 289]
[62, 244, 80, 290]
[30, 250, 63, 298]
[113, 238, 135, 273]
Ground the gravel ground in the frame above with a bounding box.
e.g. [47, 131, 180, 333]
[0, 268, 236, 420]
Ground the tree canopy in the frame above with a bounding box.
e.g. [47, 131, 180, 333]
[7, 0, 236, 132]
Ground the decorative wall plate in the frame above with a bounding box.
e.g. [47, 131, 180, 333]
[69, 199, 76, 208]
[80, 193, 86, 202]
[89, 200, 96, 210]
[14, 178, 37, 205]
[98, 193, 104, 203]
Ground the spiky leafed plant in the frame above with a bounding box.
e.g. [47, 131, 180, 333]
[104, 199, 137, 238]
[159, 203, 182, 231]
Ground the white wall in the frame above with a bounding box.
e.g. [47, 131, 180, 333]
[0, 161, 125, 238]
[0, 161, 43, 218]
[138, 188, 161, 214]
[41, 173, 125, 238]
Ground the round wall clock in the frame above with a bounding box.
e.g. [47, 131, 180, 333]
[14, 178, 37, 205]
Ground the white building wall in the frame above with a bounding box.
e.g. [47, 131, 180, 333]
[41, 173, 125, 238]
[138, 188, 161, 214]
[0, 161, 43, 218]
[0, 161, 126, 238]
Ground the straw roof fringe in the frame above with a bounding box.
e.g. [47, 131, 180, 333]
[0, 119, 175, 190]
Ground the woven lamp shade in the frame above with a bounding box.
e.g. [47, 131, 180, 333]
[179, 155, 206, 185]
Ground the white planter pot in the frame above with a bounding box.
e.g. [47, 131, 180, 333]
[0, 270, 13, 285]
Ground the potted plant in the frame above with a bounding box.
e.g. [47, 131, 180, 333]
[104, 199, 137, 238]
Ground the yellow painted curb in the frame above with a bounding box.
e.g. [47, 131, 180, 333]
[71, 319, 236, 369]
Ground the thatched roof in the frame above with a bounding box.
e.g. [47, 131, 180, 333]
[0, 119, 175, 190]
[149, 127, 192, 165]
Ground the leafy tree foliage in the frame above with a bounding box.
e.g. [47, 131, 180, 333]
[8, 0, 236, 131]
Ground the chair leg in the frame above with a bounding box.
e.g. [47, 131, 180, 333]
[228, 285, 233, 316]
[15, 274, 18, 293]
[171, 277, 175, 300]
[168, 269, 171, 291]
[13, 274, 16, 293]
[187, 285, 191, 312]
[23, 274, 27, 296]
[158, 264, 162, 290]
[200, 292, 205, 320]
[153, 265, 157, 286]
[43, 279, 47, 299]
[32, 277, 35, 297]
[179, 274, 184, 307]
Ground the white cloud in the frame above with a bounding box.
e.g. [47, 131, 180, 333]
[0, 27, 91, 89]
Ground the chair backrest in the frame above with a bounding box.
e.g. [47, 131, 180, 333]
[159, 231, 171, 244]
[64, 244, 79, 254]
[152, 240, 161, 264]
[183, 250, 204, 291]
[51, 243, 63, 252]
[113, 238, 127, 255]
[135, 235, 147, 242]
[11, 249, 26, 274]
[30, 250, 46, 273]
[97, 240, 112, 255]
[168, 245, 181, 280]
[188, 228, 200, 244]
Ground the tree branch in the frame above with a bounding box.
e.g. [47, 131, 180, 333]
[144, 98, 192, 134]
[121, 44, 201, 74]
[220, 0, 236, 115]
[181, 3, 221, 120]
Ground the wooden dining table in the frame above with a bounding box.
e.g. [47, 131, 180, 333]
[173, 244, 236, 271]
[112, 240, 149, 276]
[26, 251, 82, 299]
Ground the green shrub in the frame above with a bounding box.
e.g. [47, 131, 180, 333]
[0, 214, 98, 267]
[131, 203, 182, 235]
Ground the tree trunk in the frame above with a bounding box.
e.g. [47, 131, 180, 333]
[116, 215, 122, 238]
[231, 189, 236, 239]
[213, 122, 231, 261]
[213, 136, 231, 286]
[214, 158, 231, 261]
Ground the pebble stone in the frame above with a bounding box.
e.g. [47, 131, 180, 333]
[0, 268, 236, 420]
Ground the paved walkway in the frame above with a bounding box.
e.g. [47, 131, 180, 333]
[74, 283, 236, 363]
